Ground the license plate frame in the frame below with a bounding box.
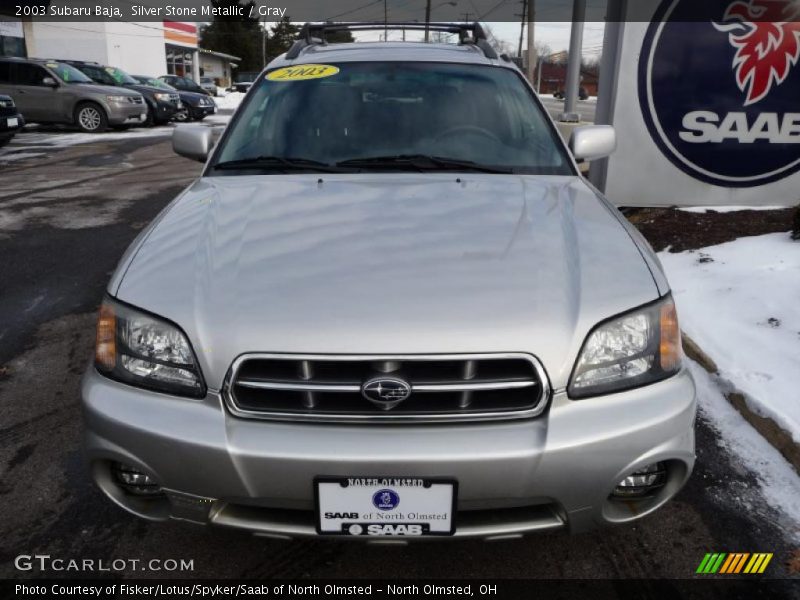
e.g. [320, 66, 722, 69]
[314, 476, 457, 537]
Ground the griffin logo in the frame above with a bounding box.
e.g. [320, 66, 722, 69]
[713, 0, 800, 105]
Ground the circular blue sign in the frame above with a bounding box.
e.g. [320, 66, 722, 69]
[372, 489, 400, 511]
[639, 0, 800, 187]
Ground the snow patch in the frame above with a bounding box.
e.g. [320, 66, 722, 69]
[11, 125, 174, 149]
[0, 151, 46, 162]
[215, 92, 245, 110]
[678, 206, 790, 213]
[659, 233, 800, 442]
[689, 361, 800, 541]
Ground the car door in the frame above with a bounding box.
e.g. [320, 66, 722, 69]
[10, 63, 58, 122]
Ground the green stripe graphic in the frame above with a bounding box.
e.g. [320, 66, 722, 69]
[710, 553, 727, 573]
[696, 554, 713, 574]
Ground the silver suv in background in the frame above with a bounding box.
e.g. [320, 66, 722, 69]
[0, 58, 146, 132]
[83, 23, 696, 540]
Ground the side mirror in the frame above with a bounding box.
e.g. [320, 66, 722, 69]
[173, 125, 213, 162]
[42, 76, 58, 87]
[568, 125, 616, 162]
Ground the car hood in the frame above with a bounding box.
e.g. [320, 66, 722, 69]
[127, 84, 167, 96]
[114, 174, 660, 389]
[178, 90, 209, 104]
[71, 82, 141, 96]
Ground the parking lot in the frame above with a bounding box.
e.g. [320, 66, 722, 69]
[0, 122, 797, 590]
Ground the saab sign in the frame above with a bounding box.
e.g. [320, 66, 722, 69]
[592, 0, 800, 206]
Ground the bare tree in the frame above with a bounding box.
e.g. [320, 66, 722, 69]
[482, 24, 515, 56]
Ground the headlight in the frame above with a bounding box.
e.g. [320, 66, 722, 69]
[568, 296, 681, 398]
[106, 95, 130, 103]
[95, 298, 205, 397]
[154, 92, 172, 102]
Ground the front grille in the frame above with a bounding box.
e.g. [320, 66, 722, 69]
[225, 353, 549, 422]
[169, 93, 180, 105]
[127, 96, 144, 105]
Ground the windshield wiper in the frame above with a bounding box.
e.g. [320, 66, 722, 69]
[213, 156, 345, 173]
[336, 154, 513, 174]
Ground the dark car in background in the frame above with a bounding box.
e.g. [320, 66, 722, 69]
[199, 76, 217, 96]
[0, 94, 24, 147]
[231, 71, 259, 93]
[132, 75, 215, 122]
[554, 86, 589, 100]
[0, 57, 146, 132]
[159, 74, 210, 96]
[65, 61, 180, 126]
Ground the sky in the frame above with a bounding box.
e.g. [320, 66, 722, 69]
[346, 22, 607, 58]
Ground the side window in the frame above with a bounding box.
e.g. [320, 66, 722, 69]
[15, 64, 49, 86]
[83, 66, 113, 85]
[0, 61, 11, 83]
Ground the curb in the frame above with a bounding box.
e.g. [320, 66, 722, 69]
[683, 332, 800, 475]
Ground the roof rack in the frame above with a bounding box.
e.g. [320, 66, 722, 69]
[286, 22, 498, 61]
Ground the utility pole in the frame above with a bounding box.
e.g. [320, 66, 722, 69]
[559, 0, 586, 122]
[425, 0, 432, 42]
[261, 20, 267, 70]
[526, 0, 536, 84]
[536, 55, 543, 92]
[384, 0, 388, 40]
[517, 0, 526, 59]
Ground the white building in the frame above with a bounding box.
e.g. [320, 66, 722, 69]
[26, 20, 200, 80]
[1, 12, 238, 84]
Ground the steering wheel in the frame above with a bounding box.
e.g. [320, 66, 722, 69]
[433, 125, 501, 144]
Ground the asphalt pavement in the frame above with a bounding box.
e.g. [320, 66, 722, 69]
[0, 126, 797, 590]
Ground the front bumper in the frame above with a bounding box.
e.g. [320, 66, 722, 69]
[189, 102, 216, 117]
[82, 367, 696, 539]
[106, 102, 148, 125]
[153, 101, 178, 121]
[0, 112, 24, 133]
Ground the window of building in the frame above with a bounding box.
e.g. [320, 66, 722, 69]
[0, 17, 26, 57]
[166, 44, 194, 78]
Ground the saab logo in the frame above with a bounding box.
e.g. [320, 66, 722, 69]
[372, 488, 400, 511]
[367, 524, 423, 536]
[696, 552, 773, 574]
[639, 0, 800, 187]
[324, 512, 359, 519]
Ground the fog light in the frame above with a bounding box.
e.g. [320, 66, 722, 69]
[612, 462, 667, 498]
[112, 462, 163, 496]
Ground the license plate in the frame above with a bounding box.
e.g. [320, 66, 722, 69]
[140, 113, 146, 121]
[316, 477, 456, 536]
[7, 117, 18, 128]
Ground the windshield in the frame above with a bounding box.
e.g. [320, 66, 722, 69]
[213, 62, 572, 175]
[46, 62, 93, 84]
[136, 76, 175, 90]
[104, 67, 138, 86]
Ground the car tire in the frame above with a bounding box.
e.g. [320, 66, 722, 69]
[191, 114, 206, 122]
[74, 102, 108, 133]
